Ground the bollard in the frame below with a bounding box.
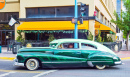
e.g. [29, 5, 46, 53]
[0, 46, 1, 53]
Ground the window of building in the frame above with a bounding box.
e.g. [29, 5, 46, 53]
[108, 21, 109, 26]
[105, 18, 107, 25]
[95, 8, 99, 18]
[100, 13, 103, 22]
[26, 6, 89, 18]
[0, 12, 19, 21]
[105, 0, 107, 6]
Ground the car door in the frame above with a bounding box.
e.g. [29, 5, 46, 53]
[81, 43, 98, 58]
[51, 42, 86, 68]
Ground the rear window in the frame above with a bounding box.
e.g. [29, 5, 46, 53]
[81, 43, 97, 50]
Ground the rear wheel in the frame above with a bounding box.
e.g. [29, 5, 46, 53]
[95, 65, 106, 70]
[26, 59, 39, 70]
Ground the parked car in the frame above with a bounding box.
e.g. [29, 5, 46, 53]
[14, 39, 122, 70]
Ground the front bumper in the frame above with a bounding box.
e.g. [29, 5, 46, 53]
[114, 61, 123, 65]
[13, 59, 24, 67]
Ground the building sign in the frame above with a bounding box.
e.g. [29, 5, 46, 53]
[0, 24, 14, 30]
[0, 0, 6, 10]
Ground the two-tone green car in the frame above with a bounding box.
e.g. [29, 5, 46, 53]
[14, 39, 122, 70]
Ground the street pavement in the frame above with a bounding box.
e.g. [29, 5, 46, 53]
[0, 59, 129, 77]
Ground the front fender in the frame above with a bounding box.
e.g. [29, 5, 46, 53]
[17, 52, 53, 63]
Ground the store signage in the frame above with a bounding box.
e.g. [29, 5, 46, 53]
[0, 0, 6, 10]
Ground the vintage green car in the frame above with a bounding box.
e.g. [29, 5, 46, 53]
[14, 39, 122, 70]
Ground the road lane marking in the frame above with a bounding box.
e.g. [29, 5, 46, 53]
[33, 70, 57, 77]
[121, 57, 130, 60]
[0, 69, 42, 73]
[0, 71, 15, 77]
[0, 57, 15, 61]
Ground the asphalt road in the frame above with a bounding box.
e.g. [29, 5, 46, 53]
[0, 60, 130, 77]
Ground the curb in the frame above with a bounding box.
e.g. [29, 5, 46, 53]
[0, 57, 130, 61]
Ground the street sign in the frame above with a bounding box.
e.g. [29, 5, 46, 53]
[72, 18, 78, 24]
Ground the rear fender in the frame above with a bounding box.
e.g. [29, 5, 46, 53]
[87, 52, 114, 66]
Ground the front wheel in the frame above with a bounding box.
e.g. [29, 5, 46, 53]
[95, 65, 106, 70]
[26, 59, 39, 70]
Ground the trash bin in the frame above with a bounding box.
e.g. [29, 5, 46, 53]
[0, 46, 1, 53]
[12, 42, 21, 54]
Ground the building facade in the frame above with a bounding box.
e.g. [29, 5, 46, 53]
[0, 0, 117, 46]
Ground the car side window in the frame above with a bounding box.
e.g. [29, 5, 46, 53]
[57, 43, 79, 49]
[81, 43, 97, 49]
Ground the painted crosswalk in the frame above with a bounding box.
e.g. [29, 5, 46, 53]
[0, 69, 57, 77]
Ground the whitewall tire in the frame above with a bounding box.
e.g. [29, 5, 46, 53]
[95, 65, 106, 70]
[26, 59, 39, 70]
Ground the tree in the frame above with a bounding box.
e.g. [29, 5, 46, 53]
[111, 0, 130, 50]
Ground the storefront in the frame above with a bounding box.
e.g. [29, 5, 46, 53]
[0, 12, 19, 46]
[17, 21, 89, 41]
[0, 24, 14, 46]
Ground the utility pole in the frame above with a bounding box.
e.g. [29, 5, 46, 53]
[74, 0, 78, 48]
[74, 0, 78, 40]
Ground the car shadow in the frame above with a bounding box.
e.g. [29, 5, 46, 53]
[13, 66, 121, 71]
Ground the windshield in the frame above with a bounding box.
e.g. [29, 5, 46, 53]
[49, 43, 58, 48]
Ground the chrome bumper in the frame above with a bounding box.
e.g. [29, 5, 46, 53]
[114, 61, 123, 65]
[13, 59, 24, 67]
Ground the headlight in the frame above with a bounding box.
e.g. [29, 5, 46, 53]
[113, 57, 118, 60]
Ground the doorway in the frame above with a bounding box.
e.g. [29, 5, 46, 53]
[0, 30, 14, 46]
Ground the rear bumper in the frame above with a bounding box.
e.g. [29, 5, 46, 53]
[114, 61, 123, 65]
[13, 59, 24, 67]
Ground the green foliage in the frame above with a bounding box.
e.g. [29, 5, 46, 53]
[87, 31, 93, 41]
[16, 30, 24, 43]
[48, 34, 55, 42]
[107, 36, 113, 42]
[96, 31, 103, 42]
[111, 0, 130, 38]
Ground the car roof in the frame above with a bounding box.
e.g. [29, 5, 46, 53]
[50, 39, 116, 55]
[50, 39, 97, 45]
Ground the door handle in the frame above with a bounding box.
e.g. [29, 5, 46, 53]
[77, 51, 81, 54]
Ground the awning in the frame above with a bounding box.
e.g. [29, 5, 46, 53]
[95, 21, 116, 33]
[17, 21, 89, 30]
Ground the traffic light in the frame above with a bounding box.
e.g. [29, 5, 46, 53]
[80, 3, 86, 17]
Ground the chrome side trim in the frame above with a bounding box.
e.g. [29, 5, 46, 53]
[13, 59, 24, 67]
[114, 61, 122, 65]
[42, 61, 86, 63]
[87, 61, 94, 67]
[91, 61, 112, 62]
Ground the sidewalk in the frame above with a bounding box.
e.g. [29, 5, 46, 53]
[0, 43, 130, 61]
[0, 47, 16, 60]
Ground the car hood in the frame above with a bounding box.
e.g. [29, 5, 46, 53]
[18, 47, 53, 53]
